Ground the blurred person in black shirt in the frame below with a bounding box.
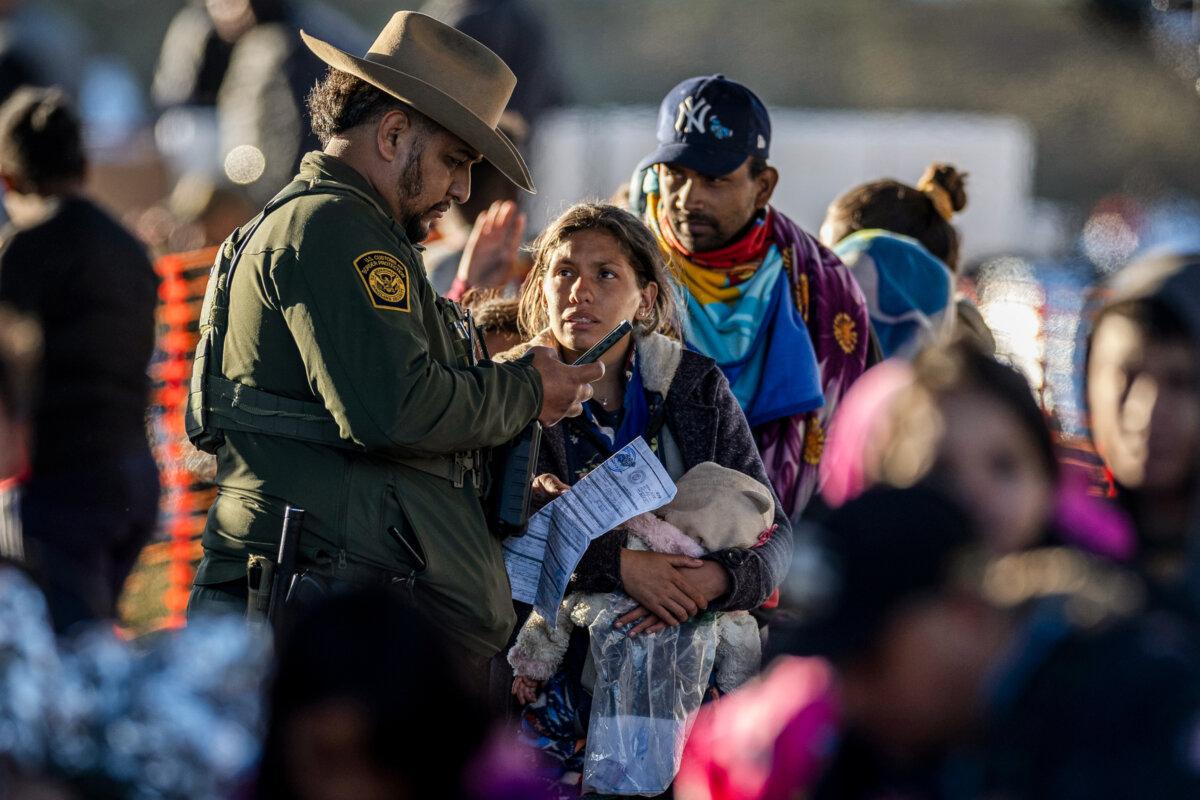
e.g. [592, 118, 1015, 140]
[153, 0, 366, 204]
[0, 87, 159, 632]
[257, 587, 550, 800]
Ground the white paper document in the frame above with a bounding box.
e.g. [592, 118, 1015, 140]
[503, 436, 677, 621]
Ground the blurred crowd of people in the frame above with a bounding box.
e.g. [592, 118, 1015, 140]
[0, 2, 1197, 799]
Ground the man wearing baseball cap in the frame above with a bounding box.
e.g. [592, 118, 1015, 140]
[631, 75, 868, 520]
[778, 486, 1200, 799]
[185, 12, 603, 670]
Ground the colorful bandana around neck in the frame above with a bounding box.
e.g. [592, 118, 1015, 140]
[643, 170, 823, 427]
[656, 195, 773, 271]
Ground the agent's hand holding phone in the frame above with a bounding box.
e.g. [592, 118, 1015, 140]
[529, 320, 632, 427]
[529, 347, 604, 426]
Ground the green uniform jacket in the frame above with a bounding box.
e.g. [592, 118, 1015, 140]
[194, 152, 541, 656]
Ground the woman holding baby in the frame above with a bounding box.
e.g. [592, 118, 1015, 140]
[497, 202, 791, 794]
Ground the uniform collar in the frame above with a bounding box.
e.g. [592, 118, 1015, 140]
[296, 151, 401, 232]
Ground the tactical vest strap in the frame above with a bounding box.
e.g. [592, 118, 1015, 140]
[205, 371, 468, 483]
[204, 374, 355, 449]
[186, 179, 323, 454]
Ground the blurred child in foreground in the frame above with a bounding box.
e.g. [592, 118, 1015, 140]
[1086, 252, 1200, 615]
[680, 486, 1200, 800]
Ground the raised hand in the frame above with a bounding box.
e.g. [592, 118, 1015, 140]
[456, 199, 526, 289]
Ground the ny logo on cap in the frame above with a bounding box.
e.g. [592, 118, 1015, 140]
[675, 95, 711, 135]
[675, 95, 733, 140]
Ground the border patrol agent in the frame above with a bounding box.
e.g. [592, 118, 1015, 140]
[185, 12, 602, 665]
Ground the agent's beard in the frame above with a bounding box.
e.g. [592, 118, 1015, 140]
[397, 135, 431, 243]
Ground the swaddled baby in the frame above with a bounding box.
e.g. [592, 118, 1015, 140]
[509, 462, 773, 697]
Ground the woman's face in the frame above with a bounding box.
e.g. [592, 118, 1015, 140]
[932, 390, 1055, 553]
[542, 229, 657, 361]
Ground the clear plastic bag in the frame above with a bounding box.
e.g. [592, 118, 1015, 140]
[583, 596, 720, 796]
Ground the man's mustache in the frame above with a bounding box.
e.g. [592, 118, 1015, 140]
[673, 212, 718, 228]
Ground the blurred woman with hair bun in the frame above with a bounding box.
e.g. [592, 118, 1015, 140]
[820, 162, 996, 356]
[0, 86, 160, 633]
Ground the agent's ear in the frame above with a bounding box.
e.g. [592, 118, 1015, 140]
[376, 108, 415, 163]
[754, 165, 779, 211]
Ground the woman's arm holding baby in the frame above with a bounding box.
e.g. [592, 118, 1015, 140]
[539, 472, 711, 626]
[574, 535, 710, 628]
[616, 369, 793, 634]
[693, 368, 794, 613]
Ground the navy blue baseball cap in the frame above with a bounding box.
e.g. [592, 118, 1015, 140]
[637, 74, 771, 177]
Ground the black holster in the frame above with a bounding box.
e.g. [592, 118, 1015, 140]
[245, 555, 275, 623]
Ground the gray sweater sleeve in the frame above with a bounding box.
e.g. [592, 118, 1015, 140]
[570, 528, 627, 593]
[700, 368, 793, 612]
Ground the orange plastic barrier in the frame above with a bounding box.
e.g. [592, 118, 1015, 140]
[149, 247, 219, 630]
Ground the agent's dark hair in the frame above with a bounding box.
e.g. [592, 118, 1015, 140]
[912, 339, 1058, 481]
[518, 202, 679, 338]
[825, 162, 968, 271]
[307, 68, 431, 147]
[0, 87, 86, 193]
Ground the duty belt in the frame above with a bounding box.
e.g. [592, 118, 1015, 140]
[205, 374, 479, 488]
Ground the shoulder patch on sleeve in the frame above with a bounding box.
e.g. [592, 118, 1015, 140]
[352, 250, 411, 312]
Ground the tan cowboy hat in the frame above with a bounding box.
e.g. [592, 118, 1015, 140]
[300, 11, 535, 193]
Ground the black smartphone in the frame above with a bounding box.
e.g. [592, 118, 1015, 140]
[572, 320, 634, 366]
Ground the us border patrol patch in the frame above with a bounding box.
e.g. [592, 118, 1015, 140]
[353, 251, 411, 312]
